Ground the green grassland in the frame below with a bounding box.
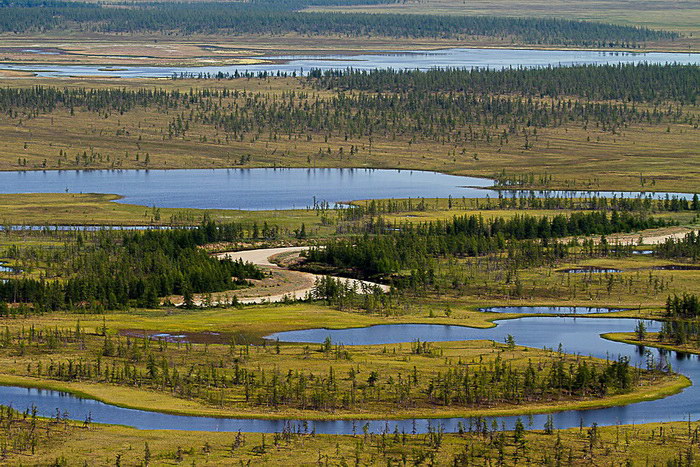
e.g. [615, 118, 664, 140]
[1, 193, 696, 228]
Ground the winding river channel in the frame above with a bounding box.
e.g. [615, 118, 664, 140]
[1, 314, 697, 433]
[2, 48, 700, 78]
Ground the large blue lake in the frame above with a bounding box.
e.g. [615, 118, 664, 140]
[2, 48, 699, 78]
[1, 168, 695, 210]
[2, 168, 494, 210]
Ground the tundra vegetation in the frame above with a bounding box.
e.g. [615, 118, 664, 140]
[0, 1, 699, 463]
[0, 64, 699, 191]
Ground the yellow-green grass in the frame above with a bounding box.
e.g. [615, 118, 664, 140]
[0, 78, 698, 194]
[307, 0, 700, 38]
[1, 191, 696, 229]
[0, 298, 666, 341]
[429, 255, 700, 311]
[5, 418, 700, 466]
[0, 303, 499, 338]
[0, 193, 331, 233]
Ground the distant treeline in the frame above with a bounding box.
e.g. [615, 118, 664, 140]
[2, 64, 696, 150]
[311, 64, 700, 105]
[339, 193, 700, 222]
[0, 221, 262, 311]
[2, 86, 690, 153]
[0, 0, 676, 47]
[306, 212, 668, 277]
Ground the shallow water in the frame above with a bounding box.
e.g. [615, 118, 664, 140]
[558, 267, 622, 274]
[480, 306, 625, 314]
[0, 225, 175, 231]
[652, 265, 700, 271]
[0, 168, 696, 210]
[1, 316, 698, 433]
[2, 48, 700, 78]
[0, 262, 19, 273]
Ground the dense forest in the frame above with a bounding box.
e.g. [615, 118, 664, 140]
[306, 212, 669, 278]
[311, 64, 700, 105]
[657, 231, 700, 260]
[0, 0, 676, 47]
[0, 221, 262, 311]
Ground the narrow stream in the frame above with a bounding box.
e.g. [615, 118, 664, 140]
[2, 48, 700, 78]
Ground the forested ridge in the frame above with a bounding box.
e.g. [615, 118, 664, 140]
[0, 0, 676, 47]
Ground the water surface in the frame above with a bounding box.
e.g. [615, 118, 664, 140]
[1, 168, 696, 210]
[2, 48, 699, 78]
[1, 168, 493, 210]
[558, 267, 622, 274]
[480, 306, 625, 314]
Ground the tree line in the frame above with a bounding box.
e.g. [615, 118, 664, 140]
[338, 192, 700, 222]
[665, 293, 700, 318]
[311, 64, 700, 105]
[657, 231, 700, 260]
[2, 66, 695, 155]
[0, 1, 676, 47]
[305, 212, 669, 278]
[0, 221, 263, 311]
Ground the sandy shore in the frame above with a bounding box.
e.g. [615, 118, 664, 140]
[177, 246, 390, 305]
[607, 227, 700, 246]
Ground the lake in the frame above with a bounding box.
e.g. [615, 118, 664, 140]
[1, 168, 696, 210]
